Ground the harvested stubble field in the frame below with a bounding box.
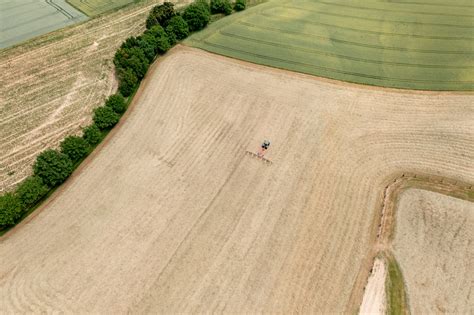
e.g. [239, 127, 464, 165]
[393, 189, 474, 314]
[67, 0, 137, 16]
[187, 0, 474, 90]
[0, 0, 87, 49]
[0, 47, 473, 313]
[0, 0, 189, 193]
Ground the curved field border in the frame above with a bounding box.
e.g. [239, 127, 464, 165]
[351, 173, 474, 313]
[186, 0, 474, 90]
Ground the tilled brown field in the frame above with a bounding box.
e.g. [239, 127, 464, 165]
[0, 0, 188, 192]
[0, 47, 473, 313]
[393, 189, 473, 314]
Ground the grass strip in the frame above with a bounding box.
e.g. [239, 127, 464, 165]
[385, 254, 409, 315]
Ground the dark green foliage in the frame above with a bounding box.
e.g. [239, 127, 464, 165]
[82, 124, 102, 145]
[33, 150, 74, 187]
[183, 1, 211, 32]
[211, 0, 232, 15]
[114, 37, 147, 96]
[118, 69, 138, 97]
[93, 106, 120, 130]
[138, 34, 159, 62]
[16, 176, 49, 208]
[234, 0, 246, 11]
[146, 2, 176, 29]
[60, 136, 90, 162]
[166, 29, 177, 45]
[105, 94, 127, 114]
[165, 16, 190, 42]
[146, 25, 171, 54]
[120, 36, 140, 49]
[114, 47, 149, 79]
[0, 193, 23, 227]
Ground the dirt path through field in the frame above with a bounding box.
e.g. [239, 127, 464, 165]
[0, 46, 472, 313]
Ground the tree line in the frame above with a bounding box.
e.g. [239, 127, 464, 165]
[0, 0, 247, 230]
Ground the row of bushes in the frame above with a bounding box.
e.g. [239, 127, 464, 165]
[0, 94, 126, 227]
[0, 0, 247, 230]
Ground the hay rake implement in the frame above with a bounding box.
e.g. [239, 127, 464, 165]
[245, 151, 272, 165]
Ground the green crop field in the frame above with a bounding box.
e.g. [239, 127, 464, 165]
[0, 0, 87, 49]
[186, 0, 474, 90]
[66, 0, 138, 16]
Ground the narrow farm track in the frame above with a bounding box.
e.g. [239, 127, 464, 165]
[0, 0, 189, 192]
[0, 47, 472, 313]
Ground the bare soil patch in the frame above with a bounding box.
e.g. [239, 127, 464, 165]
[0, 47, 473, 313]
[360, 257, 387, 315]
[393, 189, 474, 314]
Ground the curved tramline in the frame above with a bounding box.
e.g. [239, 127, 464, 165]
[186, 0, 474, 90]
[0, 47, 472, 313]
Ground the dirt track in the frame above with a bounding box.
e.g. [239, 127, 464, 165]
[0, 47, 473, 313]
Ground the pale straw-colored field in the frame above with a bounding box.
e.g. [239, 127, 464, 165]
[0, 47, 473, 313]
[393, 189, 474, 314]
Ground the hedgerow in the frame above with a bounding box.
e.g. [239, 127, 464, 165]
[183, 1, 211, 32]
[33, 150, 74, 187]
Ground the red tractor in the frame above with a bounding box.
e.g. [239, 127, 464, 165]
[246, 140, 272, 164]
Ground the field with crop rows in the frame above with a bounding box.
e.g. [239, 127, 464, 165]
[0, 47, 472, 312]
[0, 0, 88, 49]
[0, 0, 191, 193]
[66, 0, 137, 16]
[186, 0, 474, 90]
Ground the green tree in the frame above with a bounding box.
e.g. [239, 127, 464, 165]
[114, 47, 149, 79]
[234, 0, 246, 11]
[165, 16, 190, 42]
[16, 176, 49, 208]
[0, 193, 23, 227]
[60, 136, 90, 162]
[118, 68, 138, 97]
[33, 150, 74, 187]
[138, 34, 159, 62]
[147, 25, 171, 54]
[93, 106, 120, 130]
[166, 29, 177, 46]
[146, 2, 176, 29]
[183, 1, 211, 32]
[120, 36, 140, 49]
[83, 124, 102, 145]
[210, 0, 232, 15]
[105, 94, 127, 114]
